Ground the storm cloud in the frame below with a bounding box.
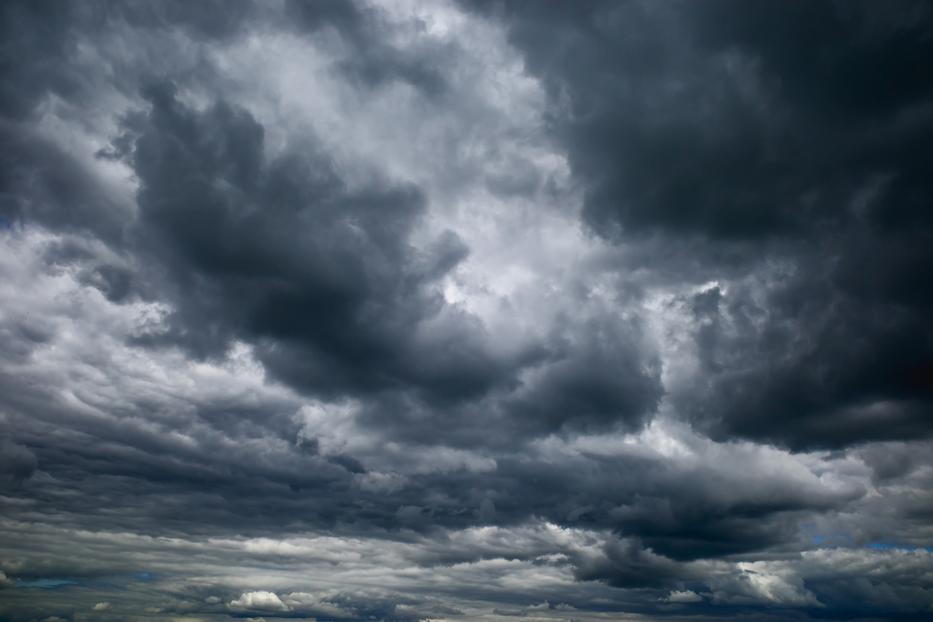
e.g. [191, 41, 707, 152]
[1, 1, 931, 621]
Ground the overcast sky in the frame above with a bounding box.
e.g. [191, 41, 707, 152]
[1, 1, 932, 621]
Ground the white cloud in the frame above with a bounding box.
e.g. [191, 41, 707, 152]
[229, 590, 289, 612]
[663, 590, 702, 603]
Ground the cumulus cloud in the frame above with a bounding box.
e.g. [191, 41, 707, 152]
[472, 0, 933, 451]
[229, 591, 289, 612]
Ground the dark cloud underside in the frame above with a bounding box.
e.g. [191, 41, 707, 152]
[476, 0, 933, 450]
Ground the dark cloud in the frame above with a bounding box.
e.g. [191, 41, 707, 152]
[471, 0, 933, 449]
[1, 1, 932, 620]
[0, 441, 36, 488]
[0, 1, 84, 120]
[504, 315, 662, 436]
[122, 82, 524, 409]
[573, 538, 685, 589]
[680, 274, 933, 450]
[0, 122, 130, 242]
[113, 0, 259, 41]
[477, 0, 933, 239]
[285, 0, 449, 96]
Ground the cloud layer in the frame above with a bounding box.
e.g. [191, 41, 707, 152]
[1, 1, 931, 620]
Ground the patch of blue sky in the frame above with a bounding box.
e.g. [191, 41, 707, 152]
[866, 542, 933, 552]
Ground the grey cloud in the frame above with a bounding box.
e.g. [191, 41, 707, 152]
[123, 82, 523, 410]
[0, 441, 36, 488]
[0, 1, 84, 120]
[468, 0, 933, 449]
[678, 266, 933, 450]
[284, 0, 449, 96]
[2, 1, 932, 621]
[477, 0, 933, 239]
[504, 315, 662, 436]
[0, 123, 130, 243]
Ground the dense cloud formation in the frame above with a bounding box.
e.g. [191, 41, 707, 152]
[0, 1, 931, 621]
[476, 0, 933, 450]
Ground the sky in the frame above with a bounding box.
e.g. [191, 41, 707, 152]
[0, 1, 932, 620]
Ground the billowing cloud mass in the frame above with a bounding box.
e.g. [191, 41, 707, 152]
[1, 1, 931, 620]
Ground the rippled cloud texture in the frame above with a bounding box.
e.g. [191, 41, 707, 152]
[1, 1, 932, 620]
